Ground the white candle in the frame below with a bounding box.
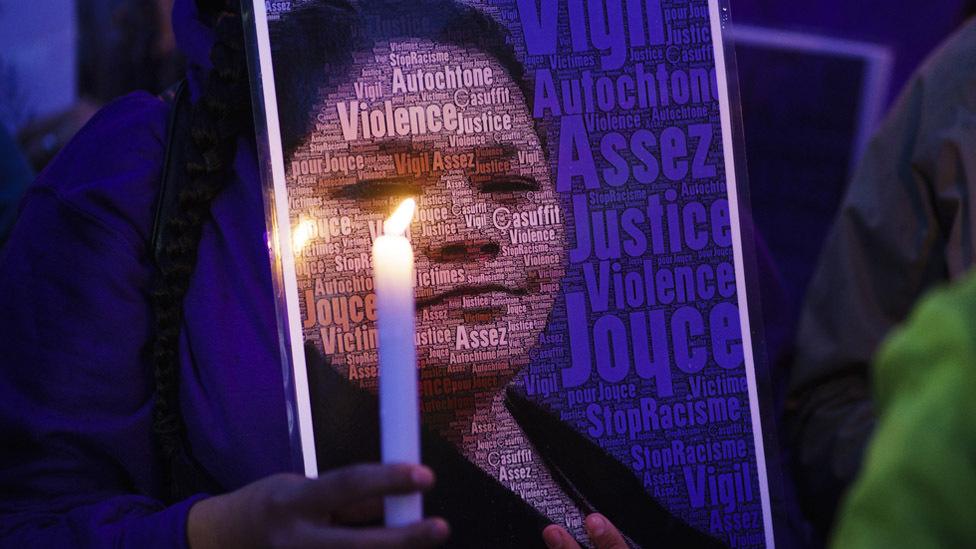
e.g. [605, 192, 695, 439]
[372, 198, 422, 526]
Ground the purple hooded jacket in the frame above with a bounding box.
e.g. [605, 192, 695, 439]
[0, 2, 291, 546]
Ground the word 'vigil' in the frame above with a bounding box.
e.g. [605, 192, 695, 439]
[517, 0, 666, 70]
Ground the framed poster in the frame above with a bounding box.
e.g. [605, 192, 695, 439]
[244, 0, 777, 546]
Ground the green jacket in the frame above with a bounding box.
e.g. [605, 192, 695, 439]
[831, 272, 976, 548]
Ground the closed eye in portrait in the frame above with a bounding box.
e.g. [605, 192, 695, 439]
[479, 175, 540, 194]
[328, 177, 422, 203]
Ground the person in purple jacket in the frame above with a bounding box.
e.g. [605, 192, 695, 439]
[0, 0, 637, 547]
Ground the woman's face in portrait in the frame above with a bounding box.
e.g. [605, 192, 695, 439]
[291, 38, 565, 424]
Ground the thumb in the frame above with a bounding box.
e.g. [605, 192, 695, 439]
[586, 514, 628, 549]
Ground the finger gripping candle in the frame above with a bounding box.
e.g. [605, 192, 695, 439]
[372, 198, 422, 526]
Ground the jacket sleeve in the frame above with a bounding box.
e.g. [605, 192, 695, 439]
[830, 274, 976, 549]
[786, 20, 976, 531]
[0, 94, 207, 548]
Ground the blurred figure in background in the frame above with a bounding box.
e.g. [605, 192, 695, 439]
[1, 0, 183, 246]
[786, 9, 976, 540]
[0, 0, 78, 168]
[729, 1, 975, 543]
[11, 0, 183, 172]
[830, 269, 976, 549]
[77, 0, 182, 105]
[736, 0, 974, 312]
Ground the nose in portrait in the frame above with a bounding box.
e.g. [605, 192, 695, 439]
[414, 170, 504, 276]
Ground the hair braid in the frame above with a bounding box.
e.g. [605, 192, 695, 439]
[152, 1, 252, 502]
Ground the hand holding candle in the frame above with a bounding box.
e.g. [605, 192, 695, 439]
[373, 198, 422, 526]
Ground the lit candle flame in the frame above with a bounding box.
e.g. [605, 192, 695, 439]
[385, 198, 416, 237]
[292, 219, 316, 253]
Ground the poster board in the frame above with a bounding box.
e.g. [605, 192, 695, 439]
[244, 1, 776, 546]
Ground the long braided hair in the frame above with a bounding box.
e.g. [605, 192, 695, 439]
[151, 0, 252, 502]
